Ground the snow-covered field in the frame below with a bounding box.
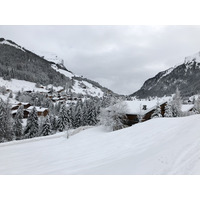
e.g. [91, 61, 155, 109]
[1, 115, 200, 175]
[0, 77, 53, 93]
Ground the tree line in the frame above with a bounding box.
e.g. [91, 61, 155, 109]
[0, 95, 114, 143]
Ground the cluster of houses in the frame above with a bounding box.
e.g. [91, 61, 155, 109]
[11, 102, 49, 119]
[11, 85, 94, 119]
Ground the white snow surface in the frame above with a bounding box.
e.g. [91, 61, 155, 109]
[1, 115, 200, 175]
[0, 77, 47, 93]
[181, 104, 194, 112]
[51, 64, 74, 78]
[51, 64, 104, 97]
[0, 77, 63, 93]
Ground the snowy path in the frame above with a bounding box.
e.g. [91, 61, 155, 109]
[1, 115, 200, 174]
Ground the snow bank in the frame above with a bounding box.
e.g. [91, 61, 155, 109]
[1, 115, 200, 174]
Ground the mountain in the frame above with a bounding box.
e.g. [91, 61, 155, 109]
[0, 38, 117, 97]
[131, 52, 200, 98]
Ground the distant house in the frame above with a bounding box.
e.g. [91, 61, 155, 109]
[12, 105, 49, 118]
[12, 110, 30, 119]
[110, 100, 167, 126]
[26, 106, 49, 117]
[57, 89, 65, 93]
[24, 90, 32, 94]
[142, 102, 167, 121]
[11, 102, 31, 111]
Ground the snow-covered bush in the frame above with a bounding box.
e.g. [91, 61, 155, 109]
[164, 101, 173, 117]
[194, 96, 200, 114]
[171, 88, 182, 117]
[99, 101, 128, 131]
[151, 102, 162, 118]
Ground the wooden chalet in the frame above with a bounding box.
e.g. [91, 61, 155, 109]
[110, 100, 168, 127]
[142, 102, 167, 122]
[11, 102, 31, 111]
[12, 105, 49, 118]
[12, 110, 30, 119]
[26, 106, 49, 117]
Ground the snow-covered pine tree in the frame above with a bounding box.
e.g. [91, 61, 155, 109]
[0, 99, 6, 142]
[86, 100, 96, 126]
[194, 96, 200, 113]
[72, 99, 84, 128]
[57, 104, 71, 132]
[0, 98, 14, 142]
[171, 88, 182, 117]
[24, 107, 39, 138]
[40, 116, 52, 136]
[74, 103, 83, 128]
[50, 114, 57, 132]
[164, 102, 173, 117]
[4, 99, 14, 141]
[81, 100, 88, 126]
[151, 102, 162, 118]
[13, 105, 24, 140]
[68, 103, 76, 128]
[48, 101, 55, 115]
[8, 91, 13, 98]
[55, 102, 62, 115]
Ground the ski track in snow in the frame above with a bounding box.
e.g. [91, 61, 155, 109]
[1, 115, 200, 174]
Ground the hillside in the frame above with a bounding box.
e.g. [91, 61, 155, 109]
[131, 52, 200, 98]
[1, 115, 200, 174]
[0, 38, 117, 97]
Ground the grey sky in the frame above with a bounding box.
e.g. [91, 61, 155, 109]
[1, 25, 200, 95]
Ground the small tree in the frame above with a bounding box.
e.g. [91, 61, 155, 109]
[50, 114, 57, 132]
[164, 102, 173, 117]
[0, 99, 13, 142]
[99, 101, 128, 131]
[13, 105, 24, 140]
[171, 88, 182, 117]
[40, 116, 52, 136]
[194, 96, 200, 114]
[57, 104, 71, 132]
[8, 91, 13, 98]
[151, 102, 162, 118]
[24, 107, 39, 139]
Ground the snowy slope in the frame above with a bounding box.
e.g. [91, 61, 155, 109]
[1, 115, 200, 174]
[51, 64, 104, 97]
[0, 77, 63, 93]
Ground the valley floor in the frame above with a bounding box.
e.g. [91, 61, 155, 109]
[1, 115, 200, 174]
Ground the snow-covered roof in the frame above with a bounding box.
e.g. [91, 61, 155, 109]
[181, 104, 194, 112]
[26, 106, 48, 112]
[109, 100, 167, 115]
[126, 100, 167, 115]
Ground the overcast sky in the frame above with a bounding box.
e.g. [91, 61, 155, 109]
[1, 25, 200, 95]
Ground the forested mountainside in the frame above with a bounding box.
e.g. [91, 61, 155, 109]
[0, 38, 70, 86]
[0, 38, 118, 97]
[131, 52, 200, 98]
